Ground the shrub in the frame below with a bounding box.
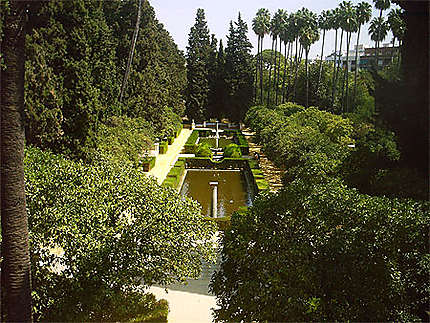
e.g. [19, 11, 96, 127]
[195, 143, 213, 158]
[168, 136, 174, 145]
[159, 141, 168, 154]
[186, 130, 199, 145]
[175, 123, 183, 137]
[223, 144, 242, 158]
[25, 147, 217, 320]
[89, 116, 155, 166]
[211, 180, 430, 322]
[141, 156, 156, 172]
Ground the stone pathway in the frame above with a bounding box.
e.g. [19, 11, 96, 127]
[148, 128, 192, 184]
[243, 130, 284, 192]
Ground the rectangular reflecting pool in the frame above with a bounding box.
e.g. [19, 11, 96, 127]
[180, 169, 253, 217]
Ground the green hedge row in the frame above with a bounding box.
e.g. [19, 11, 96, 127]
[141, 156, 156, 172]
[184, 130, 199, 154]
[159, 141, 168, 154]
[175, 123, 183, 138]
[162, 158, 186, 190]
[247, 158, 269, 192]
[235, 132, 249, 155]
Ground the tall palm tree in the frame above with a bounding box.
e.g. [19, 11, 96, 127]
[281, 14, 295, 103]
[286, 12, 299, 100]
[372, 0, 390, 69]
[275, 9, 288, 105]
[339, 1, 357, 112]
[387, 8, 405, 62]
[1, 1, 33, 321]
[119, 0, 144, 103]
[332, 6, 345, 109]
[266, 13, 280, 106]
[298, 8, 320, 107]
[316, 10, 332, 98]
[369, 17, 389, 69]
[252, 14, 261, 103]
[252, 8, 271, 105]
[331, 7, 342, 108]
[353, 2, 372, 100]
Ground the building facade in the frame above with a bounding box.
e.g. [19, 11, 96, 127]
[325, 43, 399, 71]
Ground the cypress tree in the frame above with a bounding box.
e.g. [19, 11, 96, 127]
[215, 40, 228, 118]
[207, 34, 218, 118]
[186, 8, 211, 121]
[225, 13, 253, 121]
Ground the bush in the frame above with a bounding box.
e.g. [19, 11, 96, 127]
[211, 180, 430, 322]
[88, 116, 155, 166]
[195, 143, 213, 158]
[162, 159, 186, 189]
[159, 141, 168, 154]
[175, 123, 183, 137]
[25, 147, 217, 320]
[142, 156, 156, 172]
[168, 136, 174, 145]
[223, 144, 242, 158]
[186, 130, 199, 145]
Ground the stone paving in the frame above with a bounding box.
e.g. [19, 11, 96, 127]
[148, 128, 192, 184]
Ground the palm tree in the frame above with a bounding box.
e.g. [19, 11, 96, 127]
[339, 1, 357, 112]
[331, 7, 342, 108]
[387, 8, 405, 62]
[298, 9, 320, 107]
[286, 12, 299, 100]
[252, 8, 271, 105]
[119, 0, 144, 103]
[369, 17, 389, 69]
[281, 14, 295, 103]
[372, 0, 390, 69]
[353, 2, 372, 100]
[1, 1, 33, 321]
[266, 13, 280, 105]
[316, 10, 332, 98]
[275, 9, 288, 105]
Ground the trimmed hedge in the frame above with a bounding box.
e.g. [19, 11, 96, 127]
[159, 141, 168, 154]
[196, 143, 213, 158]
[142, 156, 156, 172]
[162, 158, 186, 190]
[168, 136, 174, 145]
[175, 123, 183, 138]
[224, 144, 242, 158]
[184, 130, 199, 154]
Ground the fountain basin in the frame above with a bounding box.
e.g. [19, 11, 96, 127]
[180, 169, 253, 217]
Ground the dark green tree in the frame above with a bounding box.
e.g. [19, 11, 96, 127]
[225, 13, 254, 121]
[186, 8, 210, 121]
[214, 40, 228, 118]
[207, 34, 218, 118]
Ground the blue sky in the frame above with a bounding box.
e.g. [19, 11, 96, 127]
[151, 0, 397, 59]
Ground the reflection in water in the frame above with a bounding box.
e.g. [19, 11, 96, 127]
[180, 169, 252, 217]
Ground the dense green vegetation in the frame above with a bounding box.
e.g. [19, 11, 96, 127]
[26, 148, 216, 320]
[23, 0, 185, 159]
[1, 0, 215, 320]
[186, 10, 253, 121]
[212, 104, 429, 321]
[1, 0, 428, 321]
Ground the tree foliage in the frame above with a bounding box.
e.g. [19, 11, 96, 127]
[22, 0, 186, 158]
[25, 147, 217, 320]
[213, 103, 429, 321]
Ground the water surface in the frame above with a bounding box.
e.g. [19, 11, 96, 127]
[180, 169, 251, 217]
